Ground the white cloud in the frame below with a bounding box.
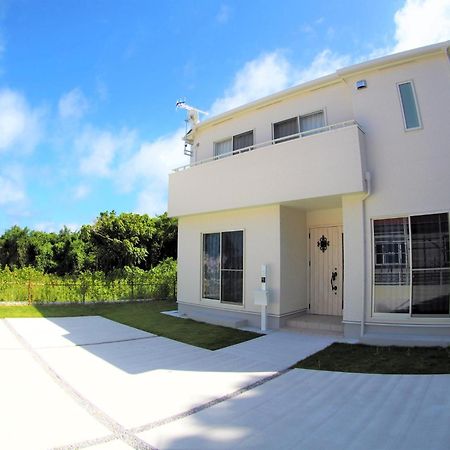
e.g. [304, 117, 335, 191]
[0, 166, 26, 206]
[209, 49, 351, 116]
[73, 183, 90, 200]
[216, 4, 231, 24]
[394, 0, 450, 52]
[135, 188, 168, 216]
[296, 49, 351, 84]
[58, 88, 89, 120]
[0, 88, 43, 153]
[117, 128, 189, 214]
[34, 222, 80, 233]
[76, 126, 136, 177]
[371, 0, 450, 58]
[210, 52, 292, 115]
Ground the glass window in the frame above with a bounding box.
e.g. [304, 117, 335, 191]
[233, 131, 253, 153]
[202, 231, 243, 304]
[214, 131, 253, 158]
[273, 117, 299, 143]
[411, 213, 449, 315]
[398, 82, 421, 130]
[373, 213, 450, 316]
[300, 111, 325, 135]
[373, 218, 410, 314]
[202, 233, 220, 299]
[214, 138, 232, 158]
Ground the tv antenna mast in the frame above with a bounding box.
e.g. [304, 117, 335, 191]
[176, 100, 208, 156]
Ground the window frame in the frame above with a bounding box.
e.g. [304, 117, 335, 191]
[299, 110, 326, 135]
[397, 80, 422, 131]
[272, 109, 326, 143]
[272, 116, 300, 144]
[201, 229, 245, 306]
[213, 130, 254, 158]
[371, 212, 450, 319]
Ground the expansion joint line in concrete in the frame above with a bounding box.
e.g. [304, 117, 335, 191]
[131, 366, 293, 434]
[5, 319, 295, 449]
[4, 319, 156, 450]
[34, 334, 158, 350]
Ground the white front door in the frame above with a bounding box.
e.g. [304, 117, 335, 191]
[309, 226, 343, 316]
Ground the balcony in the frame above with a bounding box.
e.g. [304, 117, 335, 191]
[168, 121, 367, 217]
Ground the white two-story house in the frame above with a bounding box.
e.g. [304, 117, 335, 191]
[168, 41, 450, 342]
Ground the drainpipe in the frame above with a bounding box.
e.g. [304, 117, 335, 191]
[360, 171, 372, 338]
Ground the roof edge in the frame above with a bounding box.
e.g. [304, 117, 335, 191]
[195, 40, 450, 131]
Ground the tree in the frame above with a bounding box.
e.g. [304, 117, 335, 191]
[53, 227, 87, 275]
[0, 226, 32, 269]
[0, 211, 178, 274]
[151, 212, 178, 267]
[82, 211, 156, 272]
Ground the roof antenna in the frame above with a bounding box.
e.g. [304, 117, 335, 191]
[176, 100, 208, 156]
[176, 100, 208, 126]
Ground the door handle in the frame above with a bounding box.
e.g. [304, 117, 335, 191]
[330, 270, 338, 293]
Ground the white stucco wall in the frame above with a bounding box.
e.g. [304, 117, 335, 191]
[344, 52, 450, 327]
[177, 205, 282, 317]
[279, 206, 308, 315]
[341, 195, 366, 324]
[347, 53, 450, 218]
[172, 45, 450, 331]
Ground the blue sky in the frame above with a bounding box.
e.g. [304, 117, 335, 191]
[0, 0, 449, 233]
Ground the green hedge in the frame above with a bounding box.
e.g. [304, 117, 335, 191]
[0, 258, 177, 303]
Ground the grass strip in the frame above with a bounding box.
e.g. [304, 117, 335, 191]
[0, 301, 260, 351]
[295, 342, 450, 374]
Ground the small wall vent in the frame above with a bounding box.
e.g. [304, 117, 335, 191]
[356, 80, 367, 90]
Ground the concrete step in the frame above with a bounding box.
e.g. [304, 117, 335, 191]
[286, 315, 343, 333]
[183, 311, 248, 329]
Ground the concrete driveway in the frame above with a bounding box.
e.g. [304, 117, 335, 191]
[1, 317, 449, 450]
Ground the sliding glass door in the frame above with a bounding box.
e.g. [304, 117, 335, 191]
[202, 231, 244, 304]
[373, 213, 450, 316]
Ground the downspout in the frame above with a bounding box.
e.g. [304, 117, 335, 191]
[360, 171, 371, 337]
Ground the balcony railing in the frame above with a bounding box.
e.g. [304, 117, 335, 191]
[173, 120, 362, 172]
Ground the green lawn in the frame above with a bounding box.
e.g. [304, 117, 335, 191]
[0, 301, 261, 350]
[295, 342, 450, 374]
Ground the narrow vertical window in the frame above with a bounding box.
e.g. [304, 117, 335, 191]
[398, 82, 421, 130]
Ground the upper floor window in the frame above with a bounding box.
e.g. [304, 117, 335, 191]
[300, 111, 325, 135]
[273, 110, 325, 143]
[398, 81, 421, 130]
[214, 130, 253, 158]
[273, 117, 299, 143]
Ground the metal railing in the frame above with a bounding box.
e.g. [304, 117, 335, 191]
[173, 120, 362, 172]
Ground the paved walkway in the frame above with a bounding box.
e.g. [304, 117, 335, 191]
[1, 317, 449, 449]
